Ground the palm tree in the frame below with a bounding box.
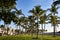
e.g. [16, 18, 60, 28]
[29, 5, 45, 38]
[3, 10, 18, 35]
[51, 16, 58, 37]
[17, 16, 29, 34]
[28, 15, 35, 37]
[4, 19, 11, 35]
[47, 5, 59, 37]
[16, 19, 21, 34]
[0, 0, 18, 34]
[12, 8, 25, 31]
[40, 14, 47, 35]
[13, 9, 24, 34]
[23, 17, 29, 33]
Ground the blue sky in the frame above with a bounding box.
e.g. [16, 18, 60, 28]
[0, 0, 60, 32]
[16, 0, 53, 17]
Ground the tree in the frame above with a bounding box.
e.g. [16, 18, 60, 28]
[3, 12, 11, 35]
[47, 5, 58, 37]
[16, 16, 29, 34]
[40, 14, 47, 35]
[0, 0, 17, 19]
[12, 8, 25, 34]
[28, 15, 35, 37]
[29, 5, 45, 38]
[0, 0, 17, 22]
[0, 0, 17, 29]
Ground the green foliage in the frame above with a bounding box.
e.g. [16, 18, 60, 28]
[0, 0, 16, 8]
[53, 0, 60, 6]
[0, 35, 60, 40]
[0, 0, 18, 25]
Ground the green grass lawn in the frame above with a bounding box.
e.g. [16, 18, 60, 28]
[0, 34, 60, 40]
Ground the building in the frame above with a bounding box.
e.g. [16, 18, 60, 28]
[0, 28, 16, 36]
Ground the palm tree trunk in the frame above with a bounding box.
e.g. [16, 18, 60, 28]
[36, 27, 38, 38]
[4, 24, 8, 35]
[19, 26, 20, 34]
[44, 24, 45, 31]
[42, 24, 43, 35]
[36, 18, 38, 39]
[31, 29, 33, 37]
[53, 25, 56, 37]
[7, 24, 9, 35]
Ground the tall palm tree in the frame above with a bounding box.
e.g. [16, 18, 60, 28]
[47, 14, 58, 36]
[23, 17, 29, 33]
[28, 15, 35, 37]
[4, 17, 11, 35]
[17, 16, 29, 34]
[12, 9, 24, 34]
[29, 5, 45, 38]
[40, 14, 47, 35]
[47, 5, 58, 37]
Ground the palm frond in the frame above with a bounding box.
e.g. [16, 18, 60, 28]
[53, 0, 60, 6]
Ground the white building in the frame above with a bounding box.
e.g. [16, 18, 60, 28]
[0, 28, 15, 36]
